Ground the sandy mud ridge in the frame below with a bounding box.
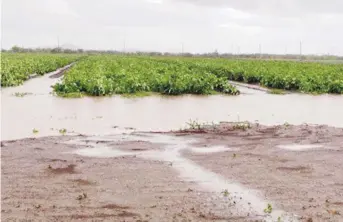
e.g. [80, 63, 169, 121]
[1, 122, 343, 221]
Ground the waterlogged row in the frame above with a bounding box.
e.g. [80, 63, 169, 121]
[53, 56, 240, 96]
[196, 59, 343, 94]
[1, 53, 82, 87]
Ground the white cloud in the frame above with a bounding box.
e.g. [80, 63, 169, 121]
[43, 0, 79, 17]
[221, 8, 252, 19]
[1, 0, 343, 55]
[146, 0, 164, 4]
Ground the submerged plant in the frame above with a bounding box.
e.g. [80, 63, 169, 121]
[269, 89, 286, 95]
[186, 119, 204, 130]
[13, 92, 32, 97]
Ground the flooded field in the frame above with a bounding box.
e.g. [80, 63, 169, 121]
[2, 70, 343, 222]
[1, 70, 343, 140]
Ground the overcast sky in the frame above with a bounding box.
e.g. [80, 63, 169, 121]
[1, 0, 343, 55]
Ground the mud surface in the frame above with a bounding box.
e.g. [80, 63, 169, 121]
[2, 123, 343, 221]
[179, 122, 343, 221]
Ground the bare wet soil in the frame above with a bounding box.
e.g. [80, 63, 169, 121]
[1, 123, 343, 222]
[178, 123, 343, 222]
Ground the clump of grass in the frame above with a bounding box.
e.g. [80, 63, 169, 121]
[221, 189, 230, 197]
[59, 128, 67, 135]
[264, 203, 273, 214]
[32, 128, 39, 134]
[186, 119, 204, 130]
[232, 122, 251, 131]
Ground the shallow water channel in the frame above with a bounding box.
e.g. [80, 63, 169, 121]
[1, 70, 343, 140]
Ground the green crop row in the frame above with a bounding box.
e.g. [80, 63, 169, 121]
[53, 55, 239, 96]
[194, 59, 343, 94]
[1, 53, 82, 87]
[3, 53, 342, 95]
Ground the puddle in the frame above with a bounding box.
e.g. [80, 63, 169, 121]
[67, 133, 297, 221]
[72, 146, 135, 158]
[277, 144, 324, 151]
[1, 68, 343, 141]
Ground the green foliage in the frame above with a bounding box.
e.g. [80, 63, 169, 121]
[221, 189, 230, 197]
[1, 53, 81, 87]
[264, 203, 273, 214]
[54, 55, 343, 96]
[53, 55, 240, 96]
[59, 128, 67, 135]
[269, 89, 286, 95]
[197, 58, 343, 94]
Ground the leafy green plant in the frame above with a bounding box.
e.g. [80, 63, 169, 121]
[233, 122, 251, 131]
[59, 128, 67, 135]
[1, 53, 82, 87]
[53, 55, 240, 96]
[264, 203, 273, 214]
[221, 189, 230, 197]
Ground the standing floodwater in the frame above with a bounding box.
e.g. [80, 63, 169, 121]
[1, 72, 343, 140]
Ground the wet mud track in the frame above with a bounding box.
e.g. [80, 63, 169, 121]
[1, 123, 343, 221]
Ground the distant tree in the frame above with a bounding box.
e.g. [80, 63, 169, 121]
[63, 49, 74, 54]
[50, 48, 61, 53]
[11, 45, 24, 52]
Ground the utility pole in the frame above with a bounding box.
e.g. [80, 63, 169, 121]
[299, 41, 302, 60]
[259, 44, 262, 58]
[57, 36, 60, 49]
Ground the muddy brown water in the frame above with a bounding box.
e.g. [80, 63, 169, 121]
[1, 70, 343, 140]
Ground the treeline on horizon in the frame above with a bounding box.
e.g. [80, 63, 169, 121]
[2, 45, 343, 61]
